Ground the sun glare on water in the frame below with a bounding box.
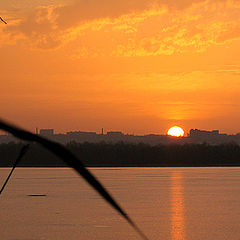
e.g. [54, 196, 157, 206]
[168, 126, 184, 137]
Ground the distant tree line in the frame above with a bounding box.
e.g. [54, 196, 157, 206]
[0, 141, 240, 167]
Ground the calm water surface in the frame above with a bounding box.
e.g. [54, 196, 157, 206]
[0, 167, 240, 240]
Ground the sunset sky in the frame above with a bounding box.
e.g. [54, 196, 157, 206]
[1, 0, 240, 135]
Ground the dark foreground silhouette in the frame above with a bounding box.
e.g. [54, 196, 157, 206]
[0, 17, 7, 24]
[1, 141, 240, 167]
[0, 119, 149, 240]
[0, 145, 29, 194]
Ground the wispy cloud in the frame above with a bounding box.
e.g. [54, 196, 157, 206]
[1, 0, 240, 52]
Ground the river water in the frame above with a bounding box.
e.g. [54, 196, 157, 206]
[0, 167, 239, 240]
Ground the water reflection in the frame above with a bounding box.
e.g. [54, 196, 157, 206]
[171, 171, 185, 240]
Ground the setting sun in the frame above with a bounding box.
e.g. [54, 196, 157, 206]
[168, 126, 184, 137]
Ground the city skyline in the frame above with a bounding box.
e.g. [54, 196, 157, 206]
[2, 125, 240, 146]
[1, 123, 239, 136]
[33, 126, 230, 136]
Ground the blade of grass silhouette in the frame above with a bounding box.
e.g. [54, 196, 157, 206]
[0, 17, 7, 24]
[0, 119, 149, 240]
[0, 144, 30, 195]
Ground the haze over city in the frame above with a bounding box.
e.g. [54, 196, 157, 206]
[1, 0, 240, 135]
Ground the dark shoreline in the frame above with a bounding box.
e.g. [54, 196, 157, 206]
[2, 164, 240, 167]
[1, 141, 240, 168]
[1, 165, 240, 168]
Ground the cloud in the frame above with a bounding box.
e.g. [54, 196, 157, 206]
[62, 0, 240, 56]
[1, 0, 240, 52]
[51, 0, 230, 29]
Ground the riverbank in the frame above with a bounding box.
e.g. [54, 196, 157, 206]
[1, 142, 240, 167]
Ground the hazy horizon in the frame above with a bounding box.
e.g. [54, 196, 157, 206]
[1, 123, 239, 137]
[1, 0, 240, 135]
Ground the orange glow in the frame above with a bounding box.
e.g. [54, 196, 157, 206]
[0, 1, 240, 134]
[168, 126, 184, 137]
[171, 172, 185, 240]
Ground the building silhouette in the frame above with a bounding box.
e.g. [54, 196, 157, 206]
[189, 129, 219, 137]
[39, 129, 54, 136]
[1, 127, 240, 145]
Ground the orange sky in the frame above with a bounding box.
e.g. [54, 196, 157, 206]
[1, 0, 240, 135]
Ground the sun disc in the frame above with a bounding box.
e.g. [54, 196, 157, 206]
[167, 126, 184, 137]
